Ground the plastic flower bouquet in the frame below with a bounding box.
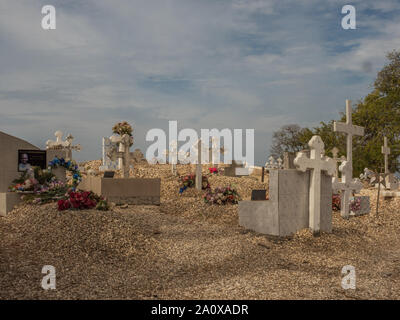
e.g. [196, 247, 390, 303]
[112, 121, 133, 136]
[332, 194, 341, 211]
[204, 186, 241, 205]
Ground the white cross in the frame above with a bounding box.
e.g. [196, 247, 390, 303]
[331, 147, 346, 178]
[333, 100, 364, 173]
[265, 156, 276, 168]
[209, 137, 221, 167]
[277, 157, 283, 168]
[194, 139, 203, 190]
[332, 161, 363, 219]
[46, 131, 81, 159]
[382, 136, 390, 174]
[169, 140, 178, 175]
[294, 135, 336, 234]
[109, 134, 132, 178]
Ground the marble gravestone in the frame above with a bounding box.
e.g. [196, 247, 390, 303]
[1, 131, 53, 216]
[99, 137, 119, 172]
[46, 130, 81, 182]
[239, 135, 334, 237]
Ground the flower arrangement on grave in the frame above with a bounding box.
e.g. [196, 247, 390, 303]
[178, 174, 210, 193]
[57, 190, 108, 211]
[208, 167, 218, 174]
[332, 194, 341, 211]
[204, 186, 241, 205]
[9, 166, 69, 204]
[350, 197, 361, 213]
[48, 157, 82, 187]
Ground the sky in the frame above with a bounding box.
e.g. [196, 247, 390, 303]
[1, 0, 400, 165]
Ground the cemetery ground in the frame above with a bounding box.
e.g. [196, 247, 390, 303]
[1, 162, 400, 300]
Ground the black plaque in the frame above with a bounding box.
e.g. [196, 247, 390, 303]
[18, 149, 47, 172]
[103, 171, 115, 178]
[251, 189, 267, 201]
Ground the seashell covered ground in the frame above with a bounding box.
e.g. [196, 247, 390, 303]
[1, 161, 400, 299]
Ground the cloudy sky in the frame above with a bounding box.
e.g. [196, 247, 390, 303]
[1, 0, 400, 164]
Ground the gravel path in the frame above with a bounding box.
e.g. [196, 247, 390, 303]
[1, 193, 400, 299]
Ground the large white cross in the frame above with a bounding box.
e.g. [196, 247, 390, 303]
[382, 136, 390, 174]
[294, 135, 336, 234]
[333, 100, 364, 174]
[332, 161, 363, 219]
[194, 139, 203, 190]
[169, 140, 178, 175]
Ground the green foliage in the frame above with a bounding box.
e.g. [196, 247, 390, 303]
[270, 50, 400, 177]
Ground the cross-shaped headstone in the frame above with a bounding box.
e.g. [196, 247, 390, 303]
[194, 139, 203, 190]
[109, 134, 132, 178]
[265, 156, 276, 169]
[294, 135, 336, 234]
[332, 161, 363, 219]
[169, 140, 178, 175]
[382, 136, 390, 174]
[46, 131, 81, 159]
[333, 100, 364, 173]
[209, 137, 221, 168]
[331, 147, 346, 178]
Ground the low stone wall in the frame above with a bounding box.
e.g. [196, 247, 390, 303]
[79, 176, 161, 205]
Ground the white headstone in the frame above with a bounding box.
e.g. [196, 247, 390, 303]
[109, 134, 132, 178]
[194, 139, 203, 190]
[99, 137, 120, 171]
[382, 136, 390, 174]
[333, 100, 364, 174]
[294, 135, 336, 234]
[332, 161, 363, 219]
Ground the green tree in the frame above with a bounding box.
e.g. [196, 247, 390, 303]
[269, 124, 312, 158]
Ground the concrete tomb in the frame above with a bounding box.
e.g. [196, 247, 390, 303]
[239, 135, 334, 236]
[79, 176, 161, 205]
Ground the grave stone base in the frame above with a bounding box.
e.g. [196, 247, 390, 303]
[239, 169, 332, 237]
[350, 196, 370, 216]
[381, 190, 400, 198]
[0, 192, 23, 216]
[79, 176, 161, 205]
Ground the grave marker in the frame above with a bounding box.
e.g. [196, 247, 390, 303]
[332, 161, 363, 219]
[294, 135, 336, 234]
[333, 100, 364, 173]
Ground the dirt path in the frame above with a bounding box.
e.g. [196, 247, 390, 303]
[1, 200, 400, 300]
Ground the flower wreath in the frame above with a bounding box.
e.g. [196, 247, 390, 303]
[48, 157, 82, 187]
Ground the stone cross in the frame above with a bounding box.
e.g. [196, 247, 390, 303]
[332, 161, 363, 219]
[109, 134, 132, 178]
[382, 136, 390, 174]
[294, 135, 336, 234]
[209, 137, 221, 168]
[46, 130, 81, 159]
[169, 140, 178, 175]
[333, 100, 364, 173]
[265, 156, 276, 168]
[195, 139, 203, 190]
[331, 147, 346, 178]
[277, 157, 283, 168]
[100, 137, 119, 171]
